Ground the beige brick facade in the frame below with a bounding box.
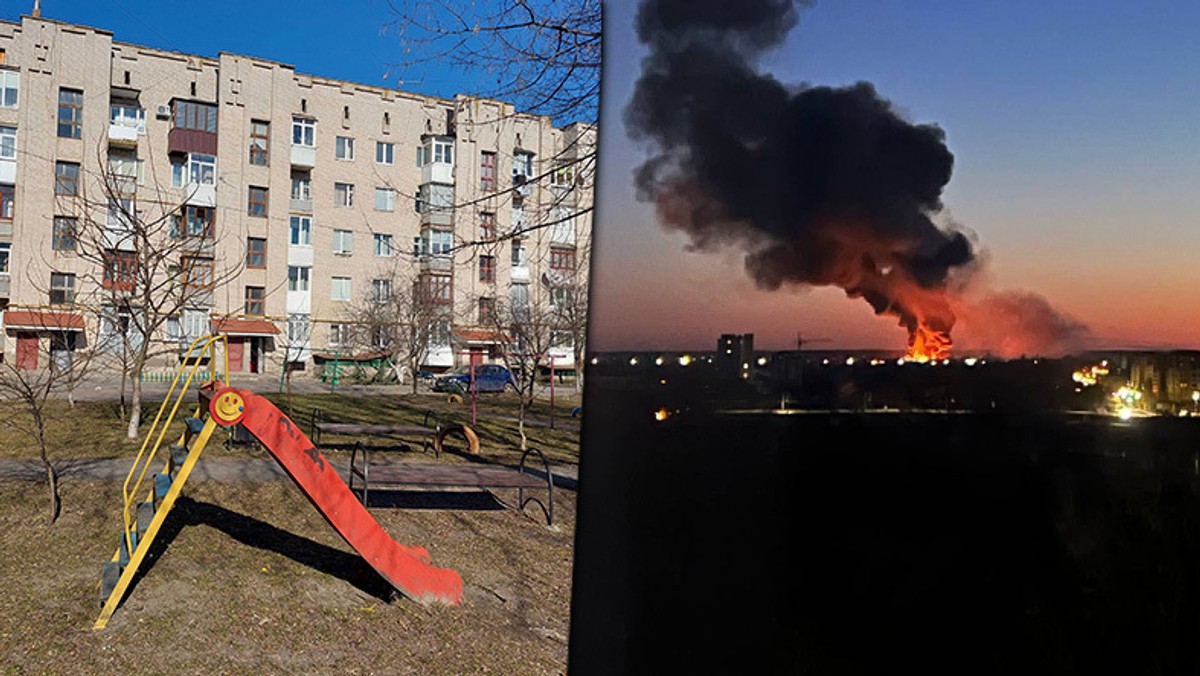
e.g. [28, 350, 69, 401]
[0, 14, 593, 376]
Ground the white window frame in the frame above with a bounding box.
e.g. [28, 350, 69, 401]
[292, 117, 315, 147]
[0, 70, 18, 109]
[375, 141, 394, 165]
[291, 174, 311, 201]
[330, 276, 351, 301]
[287, 265, 311, 292]
[373, 233, 393, 257]
[171, 158, 185, 188]
[110, 104, 146, 134]
[0, 126, 15, 160]
[372, 278, 392, 303]
[329, 323, 346, 347]
[289, 216, 312, 246]
[374, 187, 395, 212]
[182, 308, 209, 341]
[428, 230, 452, 256]
[332, 229, 353, 255]
[335, 136, 355, 160]
[0, 241, 10, 273]
[188, 153, 216, 186]
[287, 313, 311, 343]
[334, 182, 354, 207]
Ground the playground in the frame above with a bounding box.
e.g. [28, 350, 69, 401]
[0, 341, 581, 674]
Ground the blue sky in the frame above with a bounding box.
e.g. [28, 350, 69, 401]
[592, 0, 1200, 351]
[1, 0, 474, 99]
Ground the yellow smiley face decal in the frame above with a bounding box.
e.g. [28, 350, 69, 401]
[212, 390, 245, 424]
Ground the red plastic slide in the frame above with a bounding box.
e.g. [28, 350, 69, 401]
[208, 387, 463, 604]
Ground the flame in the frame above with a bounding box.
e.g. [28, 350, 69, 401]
[905, 324, 952, 363]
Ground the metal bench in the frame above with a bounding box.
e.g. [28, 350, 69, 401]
[309, 407, 442, 456]
[348, 442, 555, 525]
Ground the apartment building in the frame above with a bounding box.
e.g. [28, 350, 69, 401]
[0, 13, 593, 374]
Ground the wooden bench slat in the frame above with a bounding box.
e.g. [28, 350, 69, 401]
[315, 423, 435, 435]
[361, 463, 546, 489]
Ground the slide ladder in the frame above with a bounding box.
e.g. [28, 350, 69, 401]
[94, 335, 229, 630]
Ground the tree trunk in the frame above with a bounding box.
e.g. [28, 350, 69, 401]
[35, 412, 60, 524]
[517, 391, 529, 451]
[126, 375, 143, 440]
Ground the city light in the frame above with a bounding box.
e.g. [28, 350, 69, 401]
[655, 356, 664, 366]
[845, 357, 855, 366]
[1117, 407, 1133, 421]
[757, 356, 768, 366]
[678, 354, 693, 366]
[963, 357, 978, 366]
[629, 357, 638, 366]
[654, 408, 670, 422]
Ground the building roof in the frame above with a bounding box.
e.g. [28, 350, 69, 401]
[3, 310, 85, 332]
[210, 318, 280, 336]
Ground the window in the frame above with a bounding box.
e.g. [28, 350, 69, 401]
[375, 141, 394, 164]
[174, 100, 217, 133]
[189, 153, 216, 185]
[180, 205, 214, 238]
[291, 171, 311, 201]
[480, 212, 496, 239]
[417, 273, 453, 305]
[53, 217, 77, 251]
[416, 230, 453, 256]
[0, 70, 18, 108]
[182, 309, 209, 341]
[550, 286, 573, 310]
[287, 266, 311, 292]
[334, 182, 354, 207]
[416, 137, 454, 166]
[108, 150, 140, 195]
[550, 247, 576, 272]
[331, 276, 351, 301]
[246, 237, 266, 268]
[50, 272, 76, 304]
[249, 120, 269, 165]
[289, 216, 312, 245]
[0, 242, 10, 273]
[513, 150, 534, 182]
[0, 183, 13, 220]
[102, 250, 137, 291]
[480, 151, 497, 191]
[511, 282, 530, 319]
[182, 256, 214, 289]
[511, 238, 527, 267]
[374, 187, 395, 211]
[287, 313, 310, 343]
[247, 186, 268, 217]
[244, 286, 265, 315]
[329, 324, 347, 347]
[479, 255, 496, 283]
[552, 164, 576, 187]
[372, 325, 390, 349]
[292, 117, 315, 146]
[171, 158, 185, 187]
[373, 233, 393, 257]
[335, 136, 354, 160]
[0, 126, 14, 160]
[478, 297, 495, 325]
[110, 103, 145, 133]
[332, 229, 353, 255]
[57, 89, 83, 139]
[372, 278, 391, 303]
[54, 161, 79, 196]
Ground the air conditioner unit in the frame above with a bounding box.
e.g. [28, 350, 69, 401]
[155, 105, 170, 119]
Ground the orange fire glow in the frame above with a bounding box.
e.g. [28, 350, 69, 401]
[905, 324, 952, 363]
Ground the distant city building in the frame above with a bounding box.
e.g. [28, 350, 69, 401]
[1128, 351, 1200, 411]
[716, 333, 754, 379]
[0, 13, 593, 374]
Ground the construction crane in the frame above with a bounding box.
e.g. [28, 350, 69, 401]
[796, 333, 832, 350]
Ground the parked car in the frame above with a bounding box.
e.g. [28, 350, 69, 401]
[432, 364, 517, 393]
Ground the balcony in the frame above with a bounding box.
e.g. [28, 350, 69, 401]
[168, 127, 217, 156]
[510, 264, 530, 283]
[108, 106, 145, 146]
[290, 145, 316, 168]
[0, 273, 10, 297]
[420, 208, 454, 228]
[0, 220, 11, 238]
[289, 197, 313, 213]
[421, 161, 453, 185]
[419, 254, 453, 272]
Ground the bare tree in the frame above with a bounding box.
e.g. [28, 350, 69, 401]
[346, 261, 449, 394]
[0, 316, 95, 523]
[59, 144, 243, 440]
[385, 0, 601, 124]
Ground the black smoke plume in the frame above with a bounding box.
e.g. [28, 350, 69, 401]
[627, 0, 974, 348]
